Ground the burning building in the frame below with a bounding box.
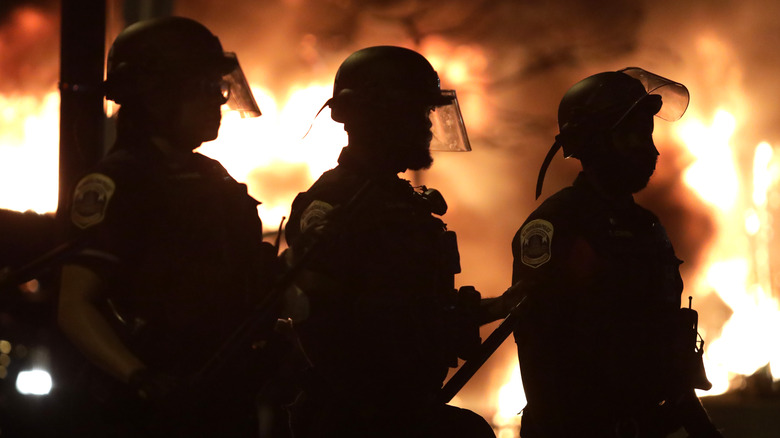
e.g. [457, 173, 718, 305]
[1, 0, 780, 436]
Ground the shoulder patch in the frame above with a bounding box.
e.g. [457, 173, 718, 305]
[300, 200, 334, 233]
[520, 218, 554, 268]
[71, 173, 116, 229]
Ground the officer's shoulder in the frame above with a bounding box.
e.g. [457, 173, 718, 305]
[528, 186, 583, 222]
[97, 147, 140, 170]
[286, 167, 351, 245]
[288, 168, 346, 221]
[515, 186, 586, 244]
[192, 152, 221, 165]
[512, 187, 572, 242]
[633, 201, 663, 225]
[191, 152, 232, 177]
[76, 149, 145, 188]
[304, 166, 360, 205]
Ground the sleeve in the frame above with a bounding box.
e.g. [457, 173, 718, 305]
[299, 200, 336, 235]
[512, 217, 556, 283]
[511, 206, 603, 290]
[284, 170, 348, 254]
[511, 210, 579, 288]
[66, 165, 155, 276]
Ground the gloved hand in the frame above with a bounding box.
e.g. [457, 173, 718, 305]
[476, 280, 529, 325]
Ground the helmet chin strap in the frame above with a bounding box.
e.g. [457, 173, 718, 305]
[301, 98, 334, 140]
[535, 139, 563, 200]
[536, 128, 619, 199]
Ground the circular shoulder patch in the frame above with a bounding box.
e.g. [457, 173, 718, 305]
[300, 200, 334, 233]
[520, 218, 554, 268]
[71, 173, 116, 229]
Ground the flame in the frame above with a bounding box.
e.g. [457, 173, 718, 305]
[679, 110, 740, 211]
[492, 365, 524, 437]
[0, 82, 345, 229]
[674, 107, 780, 395]
[0, 90, 60, 213]
[198, 83, 346, 228]
[420, 37, 490, 132]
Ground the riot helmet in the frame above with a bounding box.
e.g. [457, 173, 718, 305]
[535, 67, 689, 198]
[104, 16, 260, 117]
[325, 45, 470, 152]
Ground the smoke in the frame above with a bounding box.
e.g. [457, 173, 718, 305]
[0, 1, 58, 95]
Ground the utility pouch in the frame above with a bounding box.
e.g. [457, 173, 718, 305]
[439, 230, 461, 276]
[454, 285, 483, 361]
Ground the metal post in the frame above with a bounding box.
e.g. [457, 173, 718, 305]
[58, 0, 107, 217]
[123, 0, 174, 24]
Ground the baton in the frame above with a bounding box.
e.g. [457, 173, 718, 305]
[438, 283, 527, 404]
[0, 238, 86, 291]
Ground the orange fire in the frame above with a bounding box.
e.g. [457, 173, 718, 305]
[0, 90, 59, 213]
[2, 14, 778, 433]
[198, 84, 346, 229]
[675, 108, 780, 395]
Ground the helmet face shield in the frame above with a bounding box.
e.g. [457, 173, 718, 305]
[221, 53, 261, 118]
[618, 67, 689, 122]
[429, 90, 471, 152]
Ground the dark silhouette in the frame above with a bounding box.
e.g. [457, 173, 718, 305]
[497, 68, 723, 437]
[56, 16, 276, 437]
[0, 209, 58, 271]
[282, 46, 494, 438]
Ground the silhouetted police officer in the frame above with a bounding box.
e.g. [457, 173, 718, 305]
[282, 46, 494, 438]
[57, 16, 275, 437]
[505, 68, 723, 437]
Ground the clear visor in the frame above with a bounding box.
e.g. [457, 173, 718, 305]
[429, 90, 471, 151]
[221, 52, 261, 118]
[619, 67, 689, 121]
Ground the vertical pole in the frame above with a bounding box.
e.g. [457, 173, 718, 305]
[58, 1, 106, 217]
[123, 0, 174, 24]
